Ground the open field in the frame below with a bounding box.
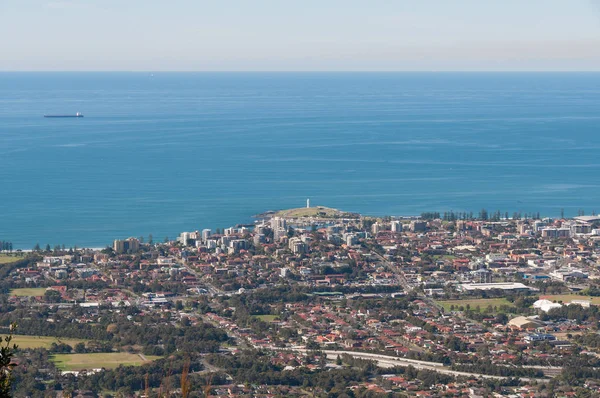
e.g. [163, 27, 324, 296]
[538, 294, 600, 305]
[52, 353, 161, 370]
[252, 315, 280, 322]
[10, 288, 47, 297]
[432, 255, 456, 260]
[275, 206, 354, 218]
[2, 335, 88, 349]
[553, 331, 583, 339]
[436, 298, 512, 312]
[0, 254, 20, 265]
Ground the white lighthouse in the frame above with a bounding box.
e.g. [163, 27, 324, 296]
[307, 198, 310, 208]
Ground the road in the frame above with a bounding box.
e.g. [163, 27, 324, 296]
[367, 249, 413, 293]
[178, 259, 224, 296]
[292, 348, 551, 383]
[368, 248, 445, 313]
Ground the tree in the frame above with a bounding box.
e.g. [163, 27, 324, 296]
[306, 339, 320, 350]
[45, 244, 51, 252]
[479, 209, 488, 220]
[164, 236, 169, 243]
[44, 290, 62, 303]
[33, 243, 40, 252]
[0, 323, 18, 397]
[0, 242, 12, 253]
[148, 234, 153, 245]
[495, 313, 509, 324]
[318, 352, 327, 369]
[74, 342, 86, 353]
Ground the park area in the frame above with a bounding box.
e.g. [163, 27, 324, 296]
[0, 254, 20, 265]
[251, 315, 280, 322]
[10, 288, 47, 297]
[2, 335, 87, 349]
[436, 298, 512, 312]
[52, 353, 160, 370]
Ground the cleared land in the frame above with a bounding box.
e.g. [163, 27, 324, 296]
[275, 206, 354, 218]
[252, 315, 280, 322]
[52, 353, 160, 371]
[538, 294, 600, 305]
[0, 254, 20, 265]
[436, 298, 512, 312]
[10, 288, 47, 297]
[3, 335, 87, 349]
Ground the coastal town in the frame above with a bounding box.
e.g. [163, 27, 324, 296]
[2, 206, 600, 397]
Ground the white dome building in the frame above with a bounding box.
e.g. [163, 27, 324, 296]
[533, 299, 562, 313]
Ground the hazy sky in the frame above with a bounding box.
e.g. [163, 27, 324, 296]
[2, 0, 600, 71]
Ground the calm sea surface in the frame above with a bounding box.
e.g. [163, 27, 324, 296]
[1, 72, 600, 248]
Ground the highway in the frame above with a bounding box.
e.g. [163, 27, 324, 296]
[290, 348, 551, 383]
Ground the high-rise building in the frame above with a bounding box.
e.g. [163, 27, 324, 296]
[391, 221, 402, 232]
[229, 239, 247, 252]
[205, 239, 218, 249]
[371, 223, 383, 234]
[344, 233, 358, 246]
[202, 229, 212, 242]
[113, 237, 140, 254]
[179, 232, 191, 246]
[273, 227, 287, 241]
[410, 221, 427, 232]
[254, 234, 266, 245]
[289, 237, 308, 254]
[271, 217, 287, 230]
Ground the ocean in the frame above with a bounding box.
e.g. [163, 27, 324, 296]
[1, 72, 600, 249]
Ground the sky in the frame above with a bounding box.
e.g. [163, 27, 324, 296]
[2, 0, 600, 71]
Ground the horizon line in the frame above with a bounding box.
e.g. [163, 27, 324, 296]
[2, 70, 600, 73]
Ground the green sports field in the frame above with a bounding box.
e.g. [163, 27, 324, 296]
[436, 298, 512, 312]
[252, 315, 280, 322]
[52, 353, 161, 370]
[2, 335, 87, 349]
[0, 254, 19, 265]
[10, 288, 47, 297]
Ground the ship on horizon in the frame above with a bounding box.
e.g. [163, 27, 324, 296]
[44, 112, 84, 118]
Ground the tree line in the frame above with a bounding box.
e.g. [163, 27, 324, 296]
[0, 241, 13, 252]
[421, 209, 546, 221]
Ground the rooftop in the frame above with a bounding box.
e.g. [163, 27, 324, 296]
[573, 216, 600, 223]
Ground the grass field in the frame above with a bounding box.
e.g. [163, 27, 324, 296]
[2, 335, 87, 349]
[52, 353, 161, 371]
[538, 294, 600, 305]
[10, 288, 47, 297]
[432, 255, 457, 260]
[436, 298, 512, 312]
[0, 254, 20, 265]
[252, 315, 280, 322]
[275, 206, 349, 218]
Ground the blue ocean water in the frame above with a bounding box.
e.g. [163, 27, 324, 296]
[1, 72, 600, 249]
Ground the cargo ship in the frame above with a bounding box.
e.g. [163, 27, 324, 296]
[44, 112, 84, 118]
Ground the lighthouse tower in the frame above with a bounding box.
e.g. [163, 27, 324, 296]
[306, 199, 310, 208]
